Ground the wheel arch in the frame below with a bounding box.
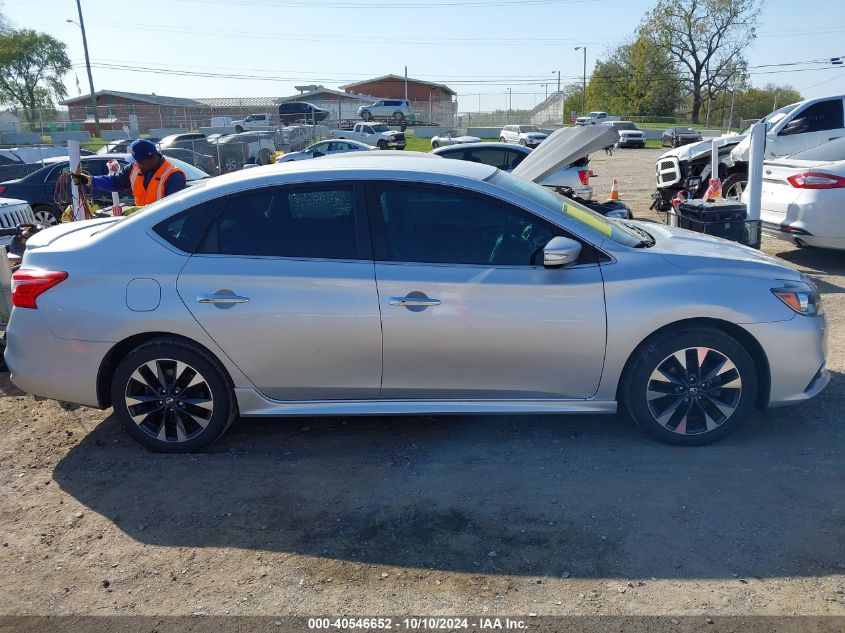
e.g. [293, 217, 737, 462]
[96, 331, 237, 409]
[616, 317, 771, 409]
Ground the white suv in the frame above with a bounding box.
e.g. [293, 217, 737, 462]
[358, 99, 412, 122]
[499, 125, 548, 148]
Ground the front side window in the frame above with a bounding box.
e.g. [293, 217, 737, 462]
[795, 99, 844, 133]
[199, 185, 360, 259]
[374, 183, 559, 266]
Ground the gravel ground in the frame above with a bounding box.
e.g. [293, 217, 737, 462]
[1, 148, 844, 626]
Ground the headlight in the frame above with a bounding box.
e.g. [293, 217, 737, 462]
[772, 280, 823, 316]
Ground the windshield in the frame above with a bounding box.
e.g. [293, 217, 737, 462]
[489, 170, 644, 247]
[448, 130, 461, 137]
[519, 126, 540, 133]
[675, 127, 696, 134]
[371, 124, 391, 132]
[789, 136, 845, 162]
[763, 103, 800, 131]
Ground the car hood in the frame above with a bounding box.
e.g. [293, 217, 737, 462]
[660, 134, 745, 162]
[641, 221, 802, 280]
[512, 125, 618, 183]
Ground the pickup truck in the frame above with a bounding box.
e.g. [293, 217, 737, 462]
[331, 123, 406, 150]
[575, 111, 618, 126]
[232, 113, 274, 133]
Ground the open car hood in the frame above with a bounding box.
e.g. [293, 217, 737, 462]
[511, 125, 619, 183]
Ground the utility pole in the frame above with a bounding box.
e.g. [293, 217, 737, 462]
[728, 89, 737, 132]
[541, 83, 548, 101]
[507, 87, 512, 115]
[404, 65, 408, 102]
[71, 0, 100, 137]
[575, 46, 587, 114]
[554, 70, 560, 94]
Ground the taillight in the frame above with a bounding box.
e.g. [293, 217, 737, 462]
[578, 170, 590, 186]
[786, 172, 845, 189]
[11, 269, 68, 309]
[0, 186, 6, 194]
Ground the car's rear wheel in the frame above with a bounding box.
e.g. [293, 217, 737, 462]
[622, 327, 757, 445]
[361, 111, 373, 121]
[431, 141, 440, 149]
[235, 125, 244, 133]
[519, 139, 527, 146]
[32, 205, 60, 226]
[111, 339, 236, 453]
[393, 111, 405, 121]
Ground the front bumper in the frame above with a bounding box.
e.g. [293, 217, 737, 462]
[5, 309, 110, 408]
[618, 138, 645, 147]
[742, 313, 829, 407]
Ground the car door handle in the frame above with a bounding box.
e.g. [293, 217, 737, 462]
[196, 294, 251, 304]
[389, 296, 441, 307]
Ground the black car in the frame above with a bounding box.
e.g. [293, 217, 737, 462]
[661, 126, 703, 148]
[0, 156, 132, 225]
[278, 101, 330, 125]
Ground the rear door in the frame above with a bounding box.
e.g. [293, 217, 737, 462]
[176, 182, 382, 401]
[368, 181, 607, 400]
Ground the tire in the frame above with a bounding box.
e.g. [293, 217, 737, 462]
[621, 327, 758, 446]
[377, 140, 388, 150]
[361, 111, 373, 121]
[499, 137, 506, 143]
[672, 138, 680, 148]
[393, 111, 405, 122]
[431, 141, 440, 149]
[258, 148, 272, 165]
[235, 125, 244, 133]
[519, 139, 527, 146]
[32, 205, 60, 226]
[721, 172, 748, 199]
[110, 338, 237, 453]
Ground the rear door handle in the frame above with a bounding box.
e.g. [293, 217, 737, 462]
[389, 296, 441, 307]
[196, 294, 251, 304]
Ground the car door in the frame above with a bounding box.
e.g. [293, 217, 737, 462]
[176, 182, 382, 401]
[772, 98, 845, 158]
[367, 182, 607, 400]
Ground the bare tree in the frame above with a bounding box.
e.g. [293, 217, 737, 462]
[639, 0, 759, 123]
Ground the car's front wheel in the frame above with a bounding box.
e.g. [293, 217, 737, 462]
[622, 327, 758, 445]
[431, 141, 440, 148]
[32, 205, 60, 226]
[111, 338, 237, 452]
[361, 111, 373, 121]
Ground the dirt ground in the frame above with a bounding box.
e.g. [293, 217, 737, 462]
[1, 148, 844, 627]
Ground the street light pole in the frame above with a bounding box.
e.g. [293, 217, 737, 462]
[70, 0, 100, 138]
[575, 46, 586, 115]
[554, 70, 560, 94]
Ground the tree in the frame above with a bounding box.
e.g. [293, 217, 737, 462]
[0, 29, 71, 121]
[639, 0, 760, 123]
[586, 36, 683, 117]
[735, 84, 802, 121]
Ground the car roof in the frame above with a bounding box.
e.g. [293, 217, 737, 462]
[433, 142, 530, 153]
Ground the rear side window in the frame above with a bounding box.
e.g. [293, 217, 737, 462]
[464, 148, 513, 170]
[198, 185, 361, 259]
[153, 201, 219, 253]
[797, 99, 844, 133]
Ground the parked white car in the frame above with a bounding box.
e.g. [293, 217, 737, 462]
[276, 139, 374, 162]
[0, 197, 36, 251]
[746, 137, 845, 250]
[575, 111, 610, 126]
[357, 99, 412, 122]
[606, 121, 646, 148]
[499, 125, 548, 148]
[430, 130, 481, 148]
[331, 123, 406, 150]
[232, 113, 273, 133]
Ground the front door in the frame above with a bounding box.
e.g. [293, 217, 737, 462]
[772, 98, 845, 157]
[176, 182, 382, 401]
[368, 182, 607, 400]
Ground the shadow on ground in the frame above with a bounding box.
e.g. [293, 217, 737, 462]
[51, 371, 845, 581]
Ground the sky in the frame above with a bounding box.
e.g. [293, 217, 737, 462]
[4, 0, 844, 113]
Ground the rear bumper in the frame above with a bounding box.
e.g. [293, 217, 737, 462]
[4, 309, 108, 408]
[742, 314, 829, 407]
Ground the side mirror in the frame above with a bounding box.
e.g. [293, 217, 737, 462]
[543, 236, 582, 268]
[780, 117, 808, 136]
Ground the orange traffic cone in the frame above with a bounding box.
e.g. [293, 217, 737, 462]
[608, 178, 620, 201]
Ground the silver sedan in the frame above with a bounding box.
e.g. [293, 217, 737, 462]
[5, 155, 828, 451]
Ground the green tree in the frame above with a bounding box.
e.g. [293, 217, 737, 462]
[736, 84, 802, 121]
[0, 29, 71, 121]
[586, 36, 683, 117]
[639, 0, 760, 123]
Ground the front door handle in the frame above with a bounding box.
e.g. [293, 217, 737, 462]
[389, 296, 441, 307]
[196, 294, 251, 304]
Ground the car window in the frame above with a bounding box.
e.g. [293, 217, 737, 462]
[464, 148, 513, 170]
[504, 149, 528, 170]
[795, 99, 844, 133]
[153, 200, 220, 253]
[374, 183, 559, 266]
[199, 185, 360, 259]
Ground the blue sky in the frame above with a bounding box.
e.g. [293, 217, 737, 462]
[4, 0, 844, 112]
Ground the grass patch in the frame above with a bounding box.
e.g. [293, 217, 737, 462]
[403, 135, 434, 152]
